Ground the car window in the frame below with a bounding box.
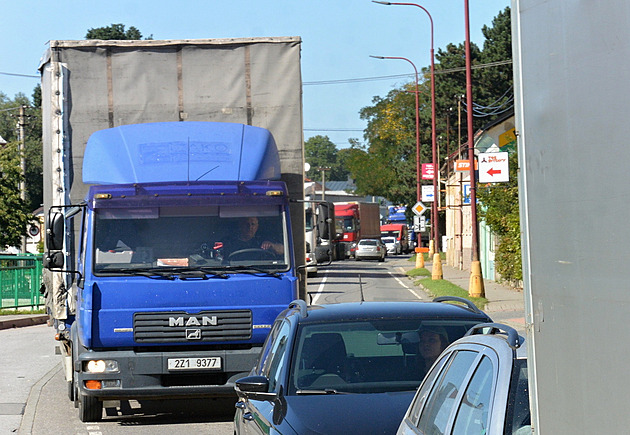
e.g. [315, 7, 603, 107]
[408, 351, 453, 425]
[289, 319, 478, 395]
[504, 359, 530, 435]
[256, 320, 283, 373]
[452, 355, 494, 434]
[416, 350, 478, 435]
[260, 320, 291, 393]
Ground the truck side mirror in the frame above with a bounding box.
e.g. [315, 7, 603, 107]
[46, 211, 65, 251]
[43, 251, 65, 269]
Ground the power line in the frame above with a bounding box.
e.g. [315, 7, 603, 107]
[304, 73, 413, 86]
[0, 71, 39, 78]
[2, 59, 511, 86]
[304, 59, 512, 86]
[304, 128, 364, 132]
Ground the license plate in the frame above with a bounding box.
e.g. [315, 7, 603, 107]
[167, 357, 221, 370]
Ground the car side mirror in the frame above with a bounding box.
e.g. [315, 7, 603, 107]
[235, 375, 276, 401]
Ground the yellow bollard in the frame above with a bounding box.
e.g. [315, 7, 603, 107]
[415, 248, 425, 268]
[428, 240, 435, 258]
[468, 261, 485, 297]
[431, 253, 443, 280]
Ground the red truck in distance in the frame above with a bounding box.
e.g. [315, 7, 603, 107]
[334, 202, 381, 258]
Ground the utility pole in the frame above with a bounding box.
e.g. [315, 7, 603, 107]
[18, 106, 28, 253]
[318, 167, 330, 201]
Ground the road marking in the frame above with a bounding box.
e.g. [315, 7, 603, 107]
[310, 274, 327, 305]
[389, 270, 427, 301]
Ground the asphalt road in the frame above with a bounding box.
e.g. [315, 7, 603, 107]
[6, 254, 522, 434]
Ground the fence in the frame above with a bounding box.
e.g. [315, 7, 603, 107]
[0, 254, 44, 310]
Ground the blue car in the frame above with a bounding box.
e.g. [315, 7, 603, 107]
[234, 298, 492, 434]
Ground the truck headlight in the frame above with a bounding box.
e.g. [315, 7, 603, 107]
[85, 359, 119, 373]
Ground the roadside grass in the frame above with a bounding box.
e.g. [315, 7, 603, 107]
[0, 308, 46, 316]
[406, 259, 489, 310]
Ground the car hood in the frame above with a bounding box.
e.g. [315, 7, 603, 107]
[281, 391, 414, 434]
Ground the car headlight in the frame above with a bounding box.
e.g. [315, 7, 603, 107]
[84, 359, 119, 373]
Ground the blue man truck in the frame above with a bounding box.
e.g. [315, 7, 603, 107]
[39, 38, 304, 421]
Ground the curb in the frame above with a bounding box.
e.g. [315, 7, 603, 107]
[0, 315, 49, 330]
[19, 364, 61, 435]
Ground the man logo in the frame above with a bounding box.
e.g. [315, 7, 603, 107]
[169, 315, 218, 327]
[186, 329, 202, 340]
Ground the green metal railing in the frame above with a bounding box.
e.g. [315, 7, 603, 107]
[0, 254, 44, 309]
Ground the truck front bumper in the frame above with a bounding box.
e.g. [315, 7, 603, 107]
[76, 346, 261, 400]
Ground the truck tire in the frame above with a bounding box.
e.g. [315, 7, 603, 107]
[78, 393, 103, 422]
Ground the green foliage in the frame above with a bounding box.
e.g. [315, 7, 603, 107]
[0, 92, 42, 213]
[85, 24, 148, 40]
[476, 152, 522, 282]
[305, 135, 350, 181]
[0, 141, 33, 248]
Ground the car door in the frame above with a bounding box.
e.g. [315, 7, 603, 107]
[399, 344, 502, 435]
[239, 319, 292, 435]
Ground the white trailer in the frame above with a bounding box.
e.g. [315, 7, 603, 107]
[39, 38, 306, 316]
[513, 1, 630, 432]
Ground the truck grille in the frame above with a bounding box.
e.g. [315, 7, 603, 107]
[133, 310, 252, 343]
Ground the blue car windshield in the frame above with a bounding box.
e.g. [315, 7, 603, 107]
[92, 204, 289, 274]
[289, 319, 483, 395]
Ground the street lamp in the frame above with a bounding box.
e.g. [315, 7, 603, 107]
[464, 0, 484, 297]
[373, 1, 440, 254]
[370, 55, 421, 204]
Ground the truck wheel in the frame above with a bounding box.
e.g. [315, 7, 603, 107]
[78, 393, 103, 422]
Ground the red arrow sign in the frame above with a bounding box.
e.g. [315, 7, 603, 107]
[487, 168, 502, 176]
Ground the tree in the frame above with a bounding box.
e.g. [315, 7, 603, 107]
[304, 135, 349, 181]
[0, 92, 42, 213]
[347, 7, 513, 208]
[85, 24, 149, 40]
[0, 141, 33, 248]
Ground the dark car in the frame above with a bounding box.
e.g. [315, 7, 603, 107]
[396, 323, 530, 435]
[234, 298, 492, 435]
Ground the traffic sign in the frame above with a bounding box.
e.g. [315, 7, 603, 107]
[478, 152, 509, 183]
[422, 185, 434, 202]
[412, 201, 427, 216]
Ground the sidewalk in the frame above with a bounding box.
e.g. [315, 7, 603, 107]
[435, 262, 525, 314]
[0, 314, 48, 330]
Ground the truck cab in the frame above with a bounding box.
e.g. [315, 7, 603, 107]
[44, 122, 299, 422]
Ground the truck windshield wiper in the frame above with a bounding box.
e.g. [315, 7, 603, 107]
[98, 267, 176, 280]
[223, 265, 282, 279]
[97, 266, 230, 280]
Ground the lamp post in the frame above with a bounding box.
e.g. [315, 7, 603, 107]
[373, 1, 439, 254]
[464, 0, 484, 297]
[370, 55, 421, 204]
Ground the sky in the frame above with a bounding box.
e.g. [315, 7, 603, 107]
[1, 0, 509, 149]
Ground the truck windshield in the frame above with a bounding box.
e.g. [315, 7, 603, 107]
[337, 217, 356, 232]
[93, 205, 290, 274]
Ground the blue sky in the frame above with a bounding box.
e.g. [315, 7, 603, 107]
[1, 0, 508, 148]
